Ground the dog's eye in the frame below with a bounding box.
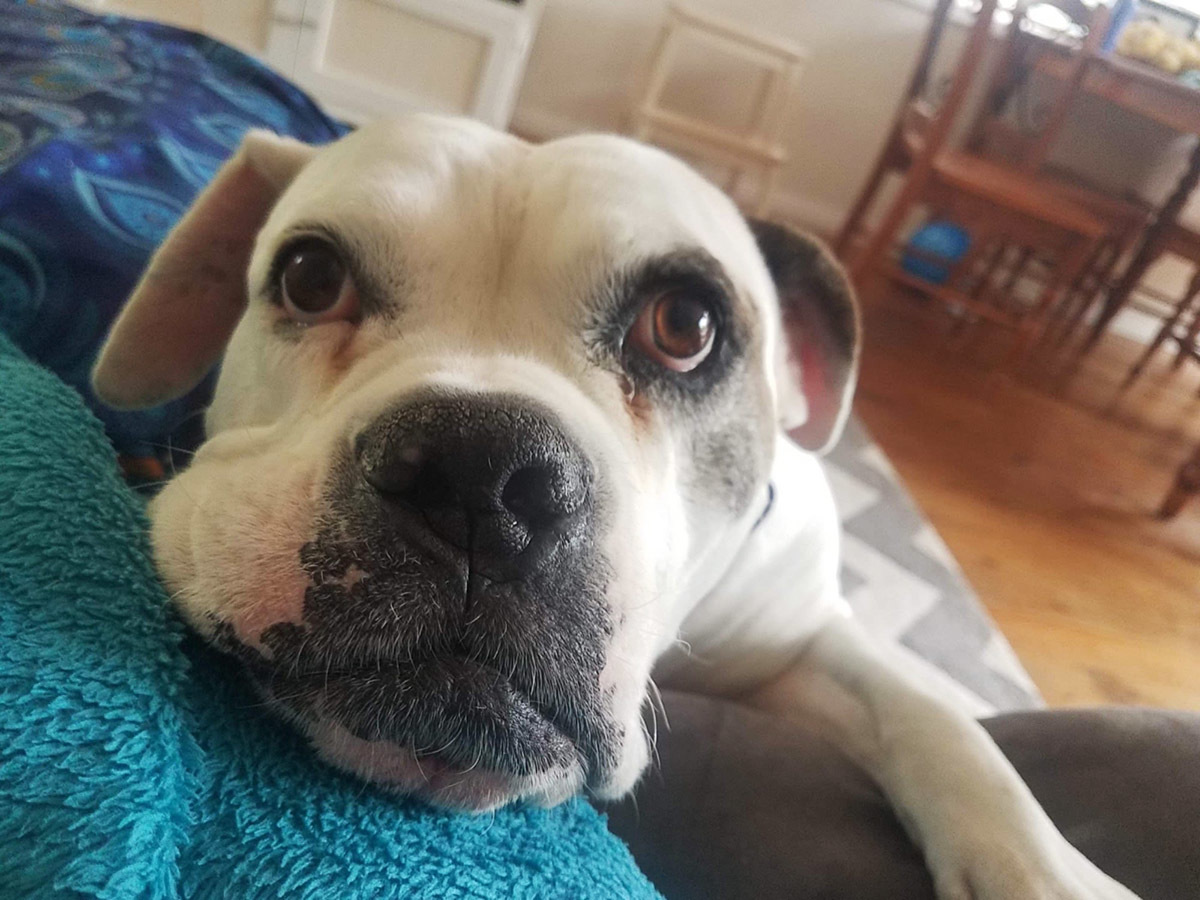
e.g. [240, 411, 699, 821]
[277, 238, 357, 323]
[627, 289, 717, 372]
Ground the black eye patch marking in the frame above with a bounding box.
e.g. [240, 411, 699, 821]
[589, 248, 749, 401]
[587, 248, 773, 515]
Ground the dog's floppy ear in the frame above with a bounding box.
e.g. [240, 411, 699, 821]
[748, 220, 860, 453]
[91, 130, 317, 410]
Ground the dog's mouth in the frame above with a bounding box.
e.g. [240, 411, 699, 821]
[238, 650, 588, 809]
[252, 654, 579, 774]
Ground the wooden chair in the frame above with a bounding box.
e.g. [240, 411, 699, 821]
[836, 0, 1114, 355]
[1121, 224, 1200, 387]
[966, 0, 1155, 347]
[966, 0, 1109, 174]
[633, 3, 806, 216]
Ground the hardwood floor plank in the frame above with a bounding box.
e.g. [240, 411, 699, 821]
[853, 290, 1200, 709]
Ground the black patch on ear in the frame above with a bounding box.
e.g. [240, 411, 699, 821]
[747, 219, 860, 452]
[748, 220, 858, 367]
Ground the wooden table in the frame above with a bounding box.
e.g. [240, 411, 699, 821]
[1032, 45, 1200, 521]
[1031, 48, 1200, 348]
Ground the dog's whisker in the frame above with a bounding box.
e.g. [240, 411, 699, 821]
[646, 675, 670, 734]
[147, 442, 197, 458]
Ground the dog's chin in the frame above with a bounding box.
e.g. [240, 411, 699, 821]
[245, 658, 593, 812]
[301, 718, 585, 811]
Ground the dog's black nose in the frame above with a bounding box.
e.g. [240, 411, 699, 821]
[356, 395, 592, 571]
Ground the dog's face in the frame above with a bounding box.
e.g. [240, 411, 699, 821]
[93, 117, 857, 811]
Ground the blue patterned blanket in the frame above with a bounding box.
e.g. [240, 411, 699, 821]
[0, 0, 347, 463]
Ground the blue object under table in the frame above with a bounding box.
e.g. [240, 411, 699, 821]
[901, 220, 971, 285]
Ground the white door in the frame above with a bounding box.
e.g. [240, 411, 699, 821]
[264, 0, 545, 127]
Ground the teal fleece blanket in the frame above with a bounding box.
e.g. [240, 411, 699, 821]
[0, 332, 659, 899]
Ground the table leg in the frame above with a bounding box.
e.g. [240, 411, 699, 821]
[1084, 138, 1200, 352]
[1159, 443, 1200, 519]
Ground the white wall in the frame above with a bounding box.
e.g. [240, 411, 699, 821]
[511, 0, 937, 234]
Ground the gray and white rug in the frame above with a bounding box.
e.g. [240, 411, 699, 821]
[824, 417, 1042, 715]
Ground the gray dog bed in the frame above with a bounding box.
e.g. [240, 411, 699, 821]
[606, 699, 1199, 899]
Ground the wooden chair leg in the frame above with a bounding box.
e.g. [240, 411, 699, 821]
[1171, 285, 1200, 370]
[1171, 305, 1200, 370]
[969, 240, 1008, 299]
[1053, 241, 1115, 347]
[1126, 269, 1200, 385]
[1017, 236, 1091, 360]
[954, 236, 993, 290]
[846, 160, 934, 290]
[944, 234, 994, 340]
[999, 245, 1033, 299]
[1159, 444, 1200, 519]
[1047, 239, 1110, 345]
[1125, 319, 1179, 386]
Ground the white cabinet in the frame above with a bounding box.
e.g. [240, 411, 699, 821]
[80, 0, 544, 128]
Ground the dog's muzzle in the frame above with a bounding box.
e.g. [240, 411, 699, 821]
[213, 393, 620, 806]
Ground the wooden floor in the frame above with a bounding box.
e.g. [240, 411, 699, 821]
[853, 287, 1200, 709]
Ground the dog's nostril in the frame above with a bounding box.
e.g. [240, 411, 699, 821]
[501, 465, 563, 526]
[363, 441, 425, 496]
[365, 444, 461, 511]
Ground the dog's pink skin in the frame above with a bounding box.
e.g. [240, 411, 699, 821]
[178, 463, 321, 653]
[229, 566, 311, 652]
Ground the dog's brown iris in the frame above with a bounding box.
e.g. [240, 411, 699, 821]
[629, 290, 716, 372]
[653, 292, 713, 358]
[280, 238, 350, 319]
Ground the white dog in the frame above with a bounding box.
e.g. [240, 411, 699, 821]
[93, 116, 1140, 899]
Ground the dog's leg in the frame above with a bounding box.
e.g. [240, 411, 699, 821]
[746, 614, 1142, 900]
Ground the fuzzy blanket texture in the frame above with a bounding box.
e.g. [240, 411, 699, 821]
[0, 331, 659, 899]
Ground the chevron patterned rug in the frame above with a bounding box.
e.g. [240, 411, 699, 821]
[824, 417, 1042, 715]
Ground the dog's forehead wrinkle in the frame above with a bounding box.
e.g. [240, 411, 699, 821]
[304, 115, 528, 188]
[522, 133, 758, 260]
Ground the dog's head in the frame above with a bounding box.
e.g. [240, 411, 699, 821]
[93, 116, 858, 811]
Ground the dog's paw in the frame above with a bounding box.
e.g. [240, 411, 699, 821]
[929, 834, 1142, 900]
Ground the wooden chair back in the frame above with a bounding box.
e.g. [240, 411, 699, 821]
[898, 0, 1001, 180]
[902, 0, 957, 109]
[971, 0, 1112, 173]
